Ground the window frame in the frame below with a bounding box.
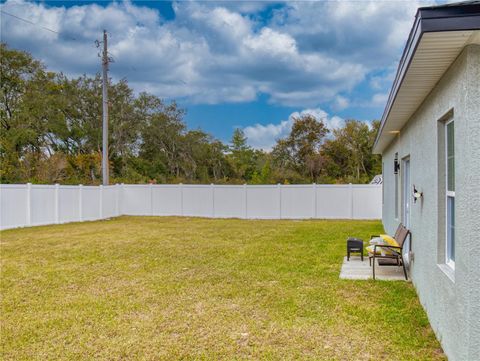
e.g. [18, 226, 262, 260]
[445, 118, 455, 270]
[394, 153, 399, 220]
[402, 156, 411, 229]
[382, 161, 384, 205]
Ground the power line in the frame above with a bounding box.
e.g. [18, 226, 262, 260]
[0, 10, 76, 40]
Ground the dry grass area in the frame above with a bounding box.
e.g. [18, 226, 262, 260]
[1, 217, 444, 360]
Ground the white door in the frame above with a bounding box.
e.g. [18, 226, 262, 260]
[402, 158, 411, 228]
[402, 157, 411, 269]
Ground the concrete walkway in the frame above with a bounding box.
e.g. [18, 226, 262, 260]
[339, 256, 408, 281]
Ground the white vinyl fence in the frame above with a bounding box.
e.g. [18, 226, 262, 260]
[0, 183, 382, 230]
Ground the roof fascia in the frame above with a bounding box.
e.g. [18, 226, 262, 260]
[372, 4, 480, 154]
[373, 10, 423, 153]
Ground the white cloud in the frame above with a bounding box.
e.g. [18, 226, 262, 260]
[270, 1, 431, 67]
[291, 108, 345, 131]
[243, 28, 297, 56]
[370, 68, 397, 90]
[244, 119, 292, 151]
[0, 0, 437, 108]
[243, 108, 344, 150]
[370, 93, 389, 107]
[328, 116, 345, 130]
[332, 95, 349, 112]
[217, 1, 279, 14]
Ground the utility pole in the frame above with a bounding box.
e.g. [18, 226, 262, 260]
[98, 30, 110, 185]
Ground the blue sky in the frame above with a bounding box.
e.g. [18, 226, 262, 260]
[1, 0, 442, 149]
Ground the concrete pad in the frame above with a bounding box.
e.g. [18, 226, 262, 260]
[339, 256, 408, 281]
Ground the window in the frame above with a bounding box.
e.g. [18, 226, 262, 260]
[382, 162, 384, 205]
[446, 119, 455, 269]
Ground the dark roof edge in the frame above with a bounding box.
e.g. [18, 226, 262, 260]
[373, 3, 480, 153]
[420, 1, 480, 17]
[372, 8, 423, 152]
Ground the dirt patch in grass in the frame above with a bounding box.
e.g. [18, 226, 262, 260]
[1, 217, 445, 360]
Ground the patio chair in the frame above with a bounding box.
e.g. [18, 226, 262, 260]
[369, 225, 410, 281]
[369, 223, 403, 262]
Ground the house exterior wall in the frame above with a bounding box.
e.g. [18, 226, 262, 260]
[381, 44, 480, 361]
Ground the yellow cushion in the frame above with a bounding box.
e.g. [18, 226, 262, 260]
[366, 244, 394, 256]
[380, 234, 400, 248]
[369, 237, 385, 246]
[366, 245, 380, 255]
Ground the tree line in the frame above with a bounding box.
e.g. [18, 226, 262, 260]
[1, 44, 381, 185]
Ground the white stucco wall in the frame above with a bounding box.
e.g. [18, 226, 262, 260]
[381, 44, 480, 361]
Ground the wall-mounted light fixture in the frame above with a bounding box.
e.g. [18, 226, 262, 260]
[413, 185, 423, 203]
[394, 154, 400, 174]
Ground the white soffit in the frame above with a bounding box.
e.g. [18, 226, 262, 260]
[375, 30, 479, 153]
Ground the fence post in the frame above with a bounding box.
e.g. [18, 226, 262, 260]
[349, 183, 354, 219]
[313, 183, 317, 219]
[115, 184, 120, 216]
[244, 184, 248, 219]
[149, 183, 153, 216]
[179, 183, 183, 216]
[120, 183, 124, 216]
[211, 183, 215, 217]
[99, 184, 103, 219]
[78, 184, 83, 221]
[26, 183, 32, 226]
[54, 183, 60, 224]
[278, 183, 282, 219]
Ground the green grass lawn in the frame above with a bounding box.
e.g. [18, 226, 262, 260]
[0, 217, 444, 360]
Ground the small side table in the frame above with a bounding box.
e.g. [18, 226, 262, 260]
[347, 238, 364, 261]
